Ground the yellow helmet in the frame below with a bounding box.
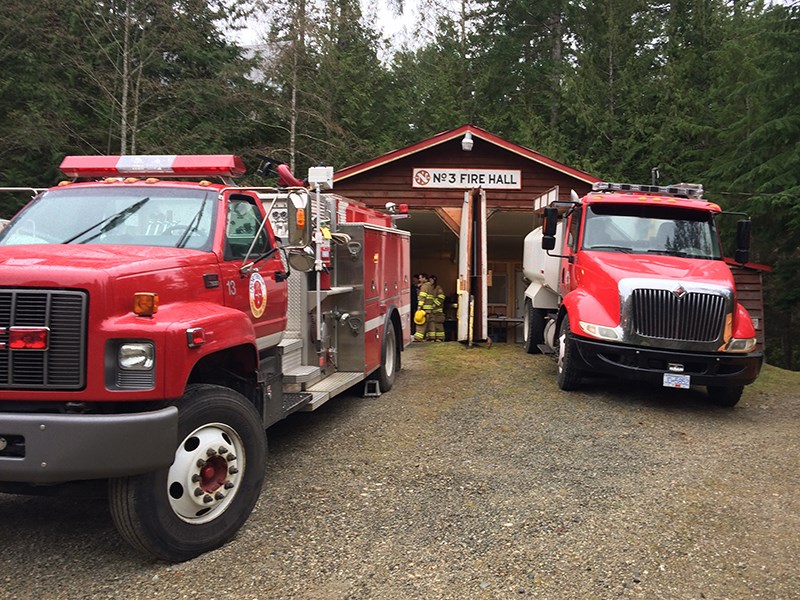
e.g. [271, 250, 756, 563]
[414, 309, 427, 325]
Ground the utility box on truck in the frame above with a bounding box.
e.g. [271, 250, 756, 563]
[522, 182, 763, 406]
[0, 155, 410, 561]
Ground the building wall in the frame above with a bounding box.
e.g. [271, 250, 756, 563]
[334, 137, 594, 209]
[730, 265, 767, 351]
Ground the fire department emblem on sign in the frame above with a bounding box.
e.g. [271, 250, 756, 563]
[249, 272, 267, 318]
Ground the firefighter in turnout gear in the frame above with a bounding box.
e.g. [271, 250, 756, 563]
[430, 275, 446, 342]
[414, 274, 435, 341]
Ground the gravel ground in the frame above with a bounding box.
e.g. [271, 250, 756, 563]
[1, 342, 799, 600]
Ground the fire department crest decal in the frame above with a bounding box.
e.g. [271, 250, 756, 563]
[249, 272, 267, 318]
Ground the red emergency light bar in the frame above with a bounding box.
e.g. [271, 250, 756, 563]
[59, 155, 247, 179]
[592, 181, 704, 199]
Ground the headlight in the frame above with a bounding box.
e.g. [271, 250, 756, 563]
[119, 342, 155, 370]
[725, 337, 757, 353]
[579, 321, 621, 341]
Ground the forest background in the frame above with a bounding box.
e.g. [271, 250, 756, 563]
[0, 0, 797, 369]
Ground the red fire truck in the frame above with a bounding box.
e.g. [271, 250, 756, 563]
[0, 154, 411, 561]
[522, 182, 763, 406]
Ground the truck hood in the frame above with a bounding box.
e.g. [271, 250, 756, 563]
[582, 251, 735, 288]
[0, 244, 217, 287]
[575, 251, 735, 324]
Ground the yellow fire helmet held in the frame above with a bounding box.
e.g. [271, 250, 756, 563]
[414, 309, 427, 325]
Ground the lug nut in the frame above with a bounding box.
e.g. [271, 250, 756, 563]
[229, 467, 239, 475]
[196, 459, 207, 468]
[206, 448, 217, 457]
[203, 494, 213, 504]
[214, 492, 225, 500]
[194, 488, 204, 497]
[191, 474, 201, 483]
[218, 447, 228, 454]
[224, 481, 235, 489]
[226, 454, 237, 462]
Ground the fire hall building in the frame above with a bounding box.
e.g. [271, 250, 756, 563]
[332, 124, 767, 346]
[333, 124, 598, 340]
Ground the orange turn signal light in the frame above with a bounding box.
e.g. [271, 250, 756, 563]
[296, 208, 306, 228]
[133, 292, 158, 316]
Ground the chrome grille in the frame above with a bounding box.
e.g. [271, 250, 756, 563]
[0, 290, 87, 389]
[631, 289, 726, 342]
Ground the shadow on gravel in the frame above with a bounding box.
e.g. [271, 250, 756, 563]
[577, 376, 744, 415]
[265, 381, 377, 457]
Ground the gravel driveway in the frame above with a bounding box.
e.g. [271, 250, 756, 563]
[1, 343, 798, 599]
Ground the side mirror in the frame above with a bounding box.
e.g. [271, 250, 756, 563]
[542, 206, 558, 250]
[735, 219, 751, 264]
[286, 191, 311, 247]
[287, 247, 315, 272]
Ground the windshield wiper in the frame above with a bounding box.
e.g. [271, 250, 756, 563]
[175, 195, 209, 248]
[646, 249, 688, 257]
[62, 197, 150, 244]
[587, 245, 633, 253]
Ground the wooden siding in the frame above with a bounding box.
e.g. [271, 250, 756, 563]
[730, 265, 766, 351]
[334, 137, 594, 210]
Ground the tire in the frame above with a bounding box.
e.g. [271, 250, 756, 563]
[707, 385, 744, 407]
[109, 384, 267, 562]
[556, 315, 582, 391]
[522, 300, 546, 355]
[375, 322, 398, 392]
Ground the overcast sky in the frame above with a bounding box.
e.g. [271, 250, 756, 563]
[229, 0, 422, 48]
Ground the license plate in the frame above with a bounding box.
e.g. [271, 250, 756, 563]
[663, 373, 691, 389]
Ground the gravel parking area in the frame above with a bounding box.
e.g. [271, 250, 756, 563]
[1, 342, 799, 599]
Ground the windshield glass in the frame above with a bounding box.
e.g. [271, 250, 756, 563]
[0, 187, 216, 250]
[581, 203, 722, 259]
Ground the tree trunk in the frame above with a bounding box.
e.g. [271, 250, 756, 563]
[120, 0, 132, 155]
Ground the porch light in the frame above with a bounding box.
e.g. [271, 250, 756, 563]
[462, 132, 474, 152]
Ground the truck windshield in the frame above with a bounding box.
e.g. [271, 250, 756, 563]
[582, 203, 722, 259]
[0, 187, 216, 250]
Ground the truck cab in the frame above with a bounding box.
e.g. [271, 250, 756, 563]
[0, 154, 410, 562]
[522, 182, 763, 406]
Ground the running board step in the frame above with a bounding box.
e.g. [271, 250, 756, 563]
[282, 392, 313, 413]
[284, 365, 321, 384]
[538, 344, 555, 355]
[301, 372, 366, 411]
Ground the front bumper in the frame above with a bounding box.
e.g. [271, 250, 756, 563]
[0, 407, 178, 483]
[571, 336, 763, 387]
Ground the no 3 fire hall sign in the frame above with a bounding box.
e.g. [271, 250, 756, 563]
[412, 168, 522, 190]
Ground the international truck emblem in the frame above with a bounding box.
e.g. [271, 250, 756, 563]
[673, 285, 687, 299]
[249, 272, 267, 318]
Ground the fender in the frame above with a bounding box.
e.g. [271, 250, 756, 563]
[732, 302, 757, 339]
[106, 301, 259, 400]
[560, 288, 619, 335]
[159, 301, 259, 398]
[524, 280, 559, 310]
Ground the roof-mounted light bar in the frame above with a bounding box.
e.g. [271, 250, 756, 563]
[59, 155, 247, 179]
[592, 181, 704, 199]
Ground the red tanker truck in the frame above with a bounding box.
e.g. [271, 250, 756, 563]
[522, 181, 763, 406]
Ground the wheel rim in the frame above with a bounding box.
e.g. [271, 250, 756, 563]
[557, 323, 567, 374]
[167, 422, 246, 524]
[385, 328, 396, 377]
[523, 309, 530, 342]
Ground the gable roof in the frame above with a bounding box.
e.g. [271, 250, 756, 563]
[334, 124, 600, 184]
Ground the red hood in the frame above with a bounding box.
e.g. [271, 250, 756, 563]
[582, 251, 735, 288]
[0, 244, 216, 287]
[574, 251, 736, 324]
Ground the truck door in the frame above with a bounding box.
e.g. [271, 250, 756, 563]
[218, 194, 288, 347]
[560, 207, 582, 298]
